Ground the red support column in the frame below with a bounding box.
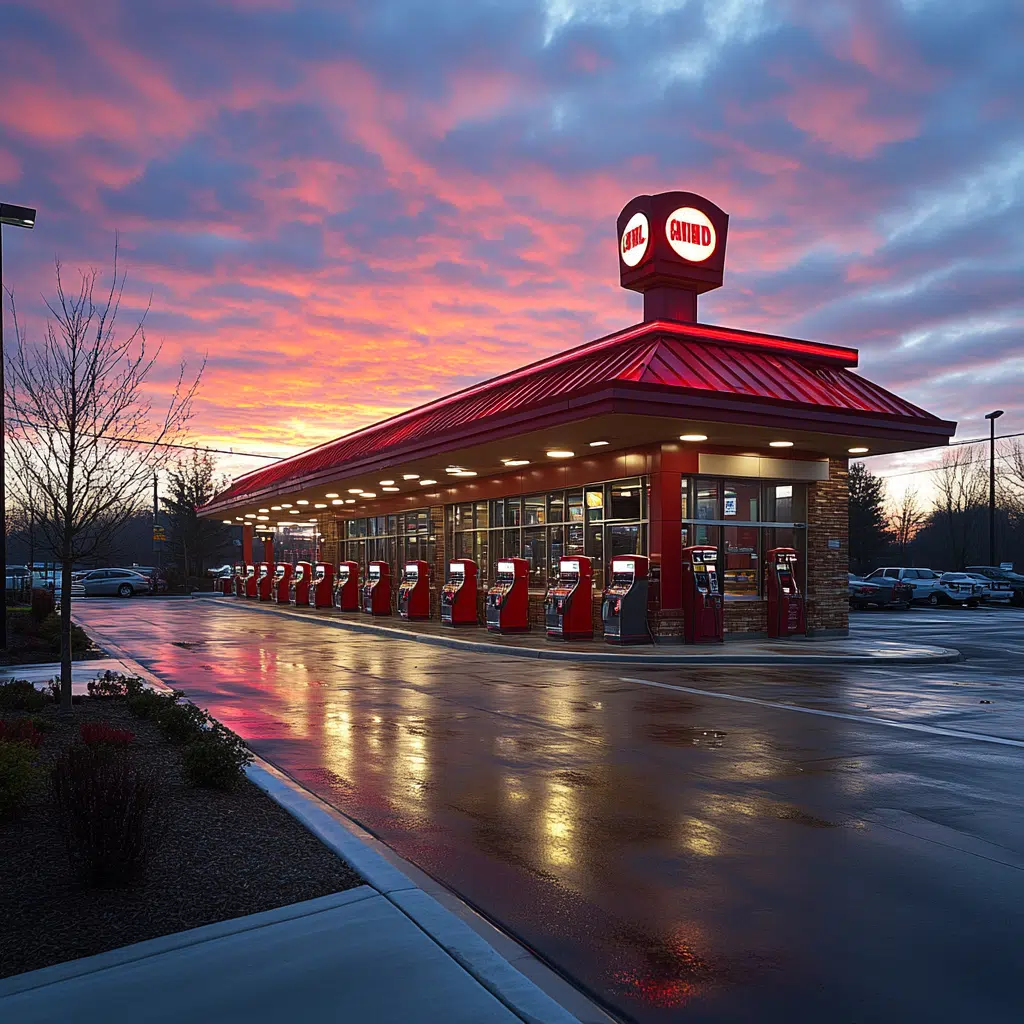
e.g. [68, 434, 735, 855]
[242, 524, 254, 567]
[648, 444, 697, 635]
[263, 536, 274, 563]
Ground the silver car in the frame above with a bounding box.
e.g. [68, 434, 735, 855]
[76, 568, 153, 598]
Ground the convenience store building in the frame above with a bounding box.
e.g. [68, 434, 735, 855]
[203, 191, 955, 639]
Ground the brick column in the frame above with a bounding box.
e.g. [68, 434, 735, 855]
[806, 457, 849, 636]
[430, 504, 446, 619]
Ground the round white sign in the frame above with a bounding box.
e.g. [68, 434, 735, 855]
[620, 211, 649, 267]
[665, 207, 716, 262]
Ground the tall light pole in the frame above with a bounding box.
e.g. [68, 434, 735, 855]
[0, 202, 37, 650]
[985, 409, 1004, 567]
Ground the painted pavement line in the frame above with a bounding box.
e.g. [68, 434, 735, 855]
[619, 676, 1024, 748]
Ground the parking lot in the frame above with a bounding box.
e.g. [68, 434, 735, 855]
[71, 600, 1024, 1023]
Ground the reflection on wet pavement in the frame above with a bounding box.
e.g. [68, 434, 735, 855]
[73, 600, 1024, 1023]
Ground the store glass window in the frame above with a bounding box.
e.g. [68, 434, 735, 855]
[608, 478, 642, 521]
[609, 523, 642, 559]
[524, 494, 545, 526]
[567, 489, 584, 524]
[723, 525, 760, 598]
[723, 480, 759, 521]
[548, 492, 565, 524]
[696, 479, 719, 520]
[522, 528, 547, 587]
[763, 483, 807, 522]
[585, 486, 604, 522]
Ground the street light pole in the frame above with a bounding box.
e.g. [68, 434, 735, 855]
[985, 409, 1004, 567]
[0, 202, 38, 650]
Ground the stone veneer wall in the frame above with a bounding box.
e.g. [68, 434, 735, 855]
[805, 457, 849, 636]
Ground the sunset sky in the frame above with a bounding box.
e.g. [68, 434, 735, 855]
[2, 0, 1020, 498]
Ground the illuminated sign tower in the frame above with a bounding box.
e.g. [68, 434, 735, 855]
[616, 191, 729, 323]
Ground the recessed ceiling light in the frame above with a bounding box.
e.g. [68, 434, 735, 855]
[257, 515, 269, 521]
[222, 520, 233, 525]
[281, 503, 293, 508]
[360, 492, 377, 498]
[258, 508, 269, 513]
[314, 503, 327, 508]
[325, 492, 339, 498]
[289, 510, 300, 514]
[589, 440, 609, 447]
[244, 513, 256, 518]
[848, 446, 870, 454]
[235, 516, 243, 521]
[502, 458, 530, 467]
[348, 488, 363, 494]
[382, 486, 399, 492]
[270, 505, 281, 511]
[402, 474, 419, 480]
[297, 499, 310, 505]
[445, 467, 464, 475]
[546, 450, 574, 459]
[379, 480, 395, 486]
[345, 499, 355, 504]
[769, 441, 794, 448]
[331, 499, 343, 505]
[679, 434, 708, 442]
[420, 479, 438, 485]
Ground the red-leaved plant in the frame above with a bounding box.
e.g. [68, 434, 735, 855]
[0, 719, 44, 748]
[79, 723, 135, 748]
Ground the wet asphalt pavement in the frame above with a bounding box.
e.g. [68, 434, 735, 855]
[72, 600, 1024, 1023]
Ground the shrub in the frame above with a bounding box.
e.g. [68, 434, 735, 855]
[51, 744, 162, 888]
[0, 719, 45, 748]
[183, 723, 253, 790]
[30, 588, 56, 624]
[0, 740, 41, 818]
[29, 715, 55, 733]
[0, 680, 48, 712]
[87, 672, 145, 700]
[79, 722, 135, 748]
[156, 700, 209, 744]
[126, 688, 179, 721]
[37, 614, 92, 656]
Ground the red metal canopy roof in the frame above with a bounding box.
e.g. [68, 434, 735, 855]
[211, 319, 946, 505]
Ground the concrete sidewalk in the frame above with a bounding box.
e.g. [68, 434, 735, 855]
[0, 889, 537, 1023]
[193, 593, 961, 664]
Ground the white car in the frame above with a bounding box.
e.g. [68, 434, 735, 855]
[930, 573, 983, 607]
[964, 573, 1013, 603]
[864, 567, 942, 603]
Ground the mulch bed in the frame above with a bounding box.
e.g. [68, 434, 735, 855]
[0, 697, 362, 980]
[0, 610, 104, 666]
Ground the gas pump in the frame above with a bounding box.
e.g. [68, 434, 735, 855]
[272, 563, 293, 603]
[290, 561, 312, 605]
[244, 563, 259, 599]
[233, 564, 246, 597]
[681, 545, 723, 644]
[256, 562, 275, 602]
[219, 570, 234, 596]
[398, 560, 431, 620]
[545, 556, 593, 641]
[440, 559, 478, 626]
[333, 561, 360, 611]
[485, 558, 530, 633]
[601, 556, 651, 645]
[766, 547, 805, 638]
[308, 562, 334, 609]
[362, 561, 392, 616]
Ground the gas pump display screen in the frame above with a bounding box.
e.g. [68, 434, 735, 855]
[448, 563, 464, 575]
[405, 565, 418, 578]
[497, 561, 515, 575]
[561, 560, 581, 574]
[611, 559, 635, 573]
[369, 566, 380, 578]
[339, 567, 349, 580]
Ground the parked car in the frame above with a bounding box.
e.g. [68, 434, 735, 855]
[75, 568, 152, 598]
[207, 564, 233, 578]
[848, 573, 913, 610]
[963, 573, 1013, 604]
[863, 567, 942, 603]
[929, 573, 983, 607]
[965, 566, 1024, 606]
[121, 565, 168, 594]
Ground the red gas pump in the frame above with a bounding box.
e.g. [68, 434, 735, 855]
[485, 558, 530, 633]
[681, 545, 723, 644]
[256, 562, 275, 602]
[244, 563, 259, 599]
[440, 559, 477, 626]
[290, 561, 312, 605]
[398, 560, 431, 620]
[308, 562, 334, 608]
[272, 563, 293, 603]
[545, 556, 593, 640]
[219, 570, 233, 596]
[334, 561, 360, 611]
[233, 564, 246, 597]
[362, 561, 392, 615]
[766, 547, 806, 638]
[601, 555, 651, 645]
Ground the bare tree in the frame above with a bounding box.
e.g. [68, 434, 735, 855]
[5, 243, 203, 710]
[162, 451, 232, 580]
[932, 445, 985, 570]
[889, 487, 927, 563]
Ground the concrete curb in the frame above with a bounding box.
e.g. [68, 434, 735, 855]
[192, 593, 962, 665]
[64, 628, 588, 1024]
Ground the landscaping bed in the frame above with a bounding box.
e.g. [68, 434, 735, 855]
[0, 679, 362, 980]
[1, 607, 103, 666]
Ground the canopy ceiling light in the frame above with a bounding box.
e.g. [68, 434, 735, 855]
[546, 450, 574, 459]
[769, 440, 794, 448]
[848, 447, 869, 454]
[679, 434, 707, 442]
